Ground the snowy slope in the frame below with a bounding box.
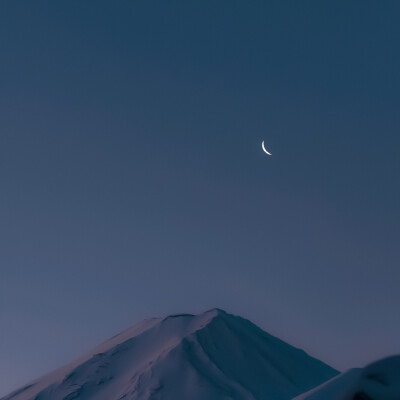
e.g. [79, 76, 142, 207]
[294, 355, 400, 400]
[2, 309, 338, 400]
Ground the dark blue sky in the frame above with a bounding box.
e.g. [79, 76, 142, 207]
[1, 1, 399, 395]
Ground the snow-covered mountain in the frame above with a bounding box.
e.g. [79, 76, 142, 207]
[293, 355, 400, 400]
[2, 309, 338, 400]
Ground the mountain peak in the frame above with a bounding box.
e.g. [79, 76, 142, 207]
[3, 309, 338, 400]
[205, 307, 228, 314]
[162, 307, 228, 320]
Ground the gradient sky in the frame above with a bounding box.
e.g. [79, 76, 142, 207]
[1, 1, 400, 396]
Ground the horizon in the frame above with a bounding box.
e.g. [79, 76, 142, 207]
[1, 1, 400, 397]
[0, 306, 393, 396]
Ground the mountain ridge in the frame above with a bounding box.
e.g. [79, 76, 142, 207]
[294, 355, 400, 400]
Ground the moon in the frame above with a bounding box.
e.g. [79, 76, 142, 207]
[261, 141, 272, 156]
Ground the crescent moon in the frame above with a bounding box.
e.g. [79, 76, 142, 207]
[262, 141, 272, 156]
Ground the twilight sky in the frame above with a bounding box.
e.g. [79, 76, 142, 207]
[1, 1, 400, 396]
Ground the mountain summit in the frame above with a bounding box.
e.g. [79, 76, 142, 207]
[3, 309, 338, 400]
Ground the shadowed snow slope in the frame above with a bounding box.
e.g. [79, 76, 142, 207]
[2, 309, 338, 400]
[293, 355, 400, 400]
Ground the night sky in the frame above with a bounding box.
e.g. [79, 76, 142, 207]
[1, 1, 400, 396]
